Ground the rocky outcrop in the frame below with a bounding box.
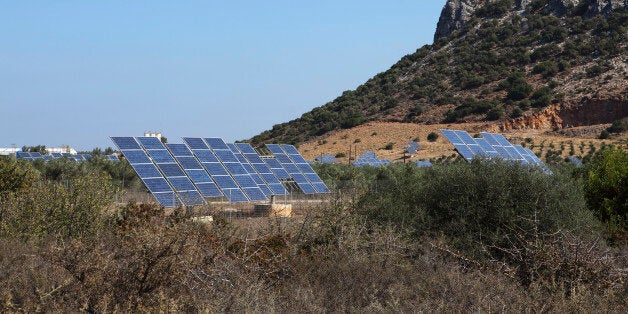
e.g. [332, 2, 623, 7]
[496, 99, 627, 131]
[434, 0, 486, 42]
[434, 0, 626, 41]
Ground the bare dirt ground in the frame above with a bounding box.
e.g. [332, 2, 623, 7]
[299, 121, 627, 163]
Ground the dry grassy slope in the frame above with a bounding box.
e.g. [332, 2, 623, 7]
[298, 121, 626, 163]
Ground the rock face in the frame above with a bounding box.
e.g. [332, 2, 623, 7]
[434, 0, 486, 42]
[434, 0, 627, 41]
[582, 0, 627, 18]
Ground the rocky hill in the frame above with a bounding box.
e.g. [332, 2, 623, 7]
[250, 0, 626, 146]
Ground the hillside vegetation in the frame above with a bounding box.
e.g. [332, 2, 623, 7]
[250, 0, 626, 145]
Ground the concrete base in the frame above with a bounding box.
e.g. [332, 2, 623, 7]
[254, 203, 292, 217]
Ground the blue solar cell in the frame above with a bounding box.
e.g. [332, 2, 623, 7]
[178, 190, 206, 206]
[204, 138, 229, 150]
[468, 144, 487, 157]
[261, 173, 281, 184]
[515, 146, 536, 164]
[111, 137, 141, 150]
[137, 137, 165, 149]
[297, 182, 317, 194]
[147, 149, 176, 163]
[265, 144, 284, 154]
[132, 163, 162, 178]
[183, 137, 209, 149]
[456, 131, 478, 146]
[242, 187, 268, 201]
[493, 134, 513, 147]
[224, 163, 248, 175]
[416, 160, 433, 168]
[282, 163, 300, 173]
[144, 178, 174, 193]
[177, 156, 202, 169]
[242, 163, 255, 173]
[291, 173, 308, 184]
[405, 147, 418, 155]
[297, 163, 316, 174]
[153, 192, 180, 207]
[122, 150, 152, 164]
[289, 154, 308, 163]
[250, 173, 264, 184]
[244, 153, 264, 163]
[213, 175, 238, 189]
[233, 175, 257, 187]
[214, 150, 238, 163]
[453, 144, 475, 160]
[223, 189, 249, 202]
[196, 183, 223, 197]
[169, 177, 196, 191]
[275, 154, 292, 164]
[504, 146, 525, 161]
[268, 183, 288, 195]
[166, 144, 193, 157]
[186, 169, 213, 183]
[193, 150, 219, 163]
[259, 185, 273, 196]
[312, 182, 330, 193]
[272, 168, 291, 179]
[440, 130, 464, 145]
[203, 163, 228, 176]
[16, 151, 30, 158]
[157, 163, 186, 177]
[280, 145, 300, 155]
[305, 173, 323, 183]
[253, 163, 272, 173]
[51, 153, 63, 158]
[265, 158, 282, 168]
[235, 143, 257, 154]
[479, 133, 500, 146]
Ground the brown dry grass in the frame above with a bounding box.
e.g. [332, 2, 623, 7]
[299, 121, 627, 162]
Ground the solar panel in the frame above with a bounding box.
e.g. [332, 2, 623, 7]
[111, 137, 182, 207]
[166, 140, 223, 198]
[137, 137, 206, 206]
[316, 154, 338, 164]
[266, 144, 316, 194]
[205, 138, 267, 202]
[416, 160, 433, 167]
[230, 143, 286, 196]
[352, 151, 390, 167]
[279, 144, 330, 193]
[442, 131, 552, 174]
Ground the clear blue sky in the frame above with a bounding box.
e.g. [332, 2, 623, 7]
[0, 1, 445, 151]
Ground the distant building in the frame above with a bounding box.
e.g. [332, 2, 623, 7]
[0, 148, 20, 156]
[144, 131, 162, 141]
[0, 146, 77, 156]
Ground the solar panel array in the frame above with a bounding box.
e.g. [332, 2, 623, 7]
[352, 151, 391, 167]
[405, 141, 422, 155]
[316, 154, 338, 164]
[416, 160, 433, 168]
[440, 130, 551, 173]
[16, 152, 101, 162]
[112, 137, 329, 207]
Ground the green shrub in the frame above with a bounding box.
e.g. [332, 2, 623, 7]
[533, 61, 559, 78]
[427, 132, 439, 142]
[0, 158, 38, 193]
[358, 162, 596, 259]
[582, 147, 627, 241]
[384, 143, 394, 150]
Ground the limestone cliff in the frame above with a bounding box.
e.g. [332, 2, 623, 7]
[434, 0, 626, 41]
